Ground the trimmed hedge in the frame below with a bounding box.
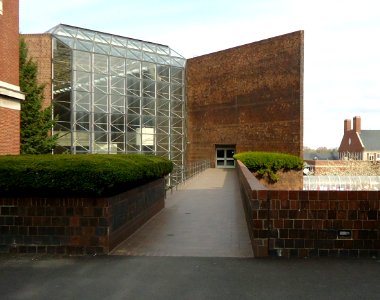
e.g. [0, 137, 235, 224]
[234, 151, 303, 182]
[0, 154, 173, 197]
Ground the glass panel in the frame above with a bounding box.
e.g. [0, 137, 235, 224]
[110, 46, 125, 58]
[142, 42, 156, 53]
[171, 84, 183, 101]
[75, 112, 90, 130]
[142, 62, 156, 80]
[157, 99, 169, 116]
[94, 54, 108, 74]
[142, 98, 155, 115]
[127, 96, 140, 114]
[75, 40, 93, 52]
[74, 91, 91, 112]
[142, 115, 155, 128]
[74, 71, 91, 92]
[111, 132, 125, 153]
[110, 76, 125, 95]
[127, 115, 140, 132]
[171, 100, 183, 117]
[226, 149, 235, 158]
[94, 43, 110, 55]
[126, 60, 140, 78]
[217, 160, 225, 166]
[157, 65, 170, 82]
[157, 45, 170, 55]
[110, 95, 125, 113]
[157, 82, 169, 100]
[94, 113, 108, 132]
[54, 102, 71, 123]
[111, 114, 125, 132]
[171, 67, 183, 84]
[226, 160, 235, 166]
[217, 150, 224, 158]
[110, 57, 125, 76]
[142, 79, 155, 98]
[73, 51, 91, 72]
[126, 78, 141, 97]
[126, 49, 141, 60]
[128, 40, 142, 50]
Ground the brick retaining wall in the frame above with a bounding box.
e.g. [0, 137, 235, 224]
[0, 178, 165, 255]
[237, 161, 380, 258]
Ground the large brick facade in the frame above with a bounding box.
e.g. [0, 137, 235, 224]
[186, 31, 303, 166]
[21, 34, 53, 109]
[0, 0, 20, 86]
[0, 0, 24, 155]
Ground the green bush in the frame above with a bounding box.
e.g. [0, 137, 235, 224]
[0, 154, 173, 197]
[233, 151, 303, 183]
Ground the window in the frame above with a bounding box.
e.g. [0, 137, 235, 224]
[377, 153, 380, 160]
[369, 153, 374, 161]
[0, 1, 3, 15]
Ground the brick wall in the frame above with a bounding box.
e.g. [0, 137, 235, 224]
[186, 31, 304, 166]
[0, 106, 20, 155]
[0, 0, 20, 86]
[237, 161, 380, 258]
[0, 178, 165, 255]
[21, 34, 53, 109]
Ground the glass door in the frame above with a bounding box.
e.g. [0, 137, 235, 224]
[216, 147, 235, 168]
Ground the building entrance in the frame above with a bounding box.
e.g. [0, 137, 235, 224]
[215, 146, 236, 168]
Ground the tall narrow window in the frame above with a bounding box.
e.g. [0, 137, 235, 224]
[0, 1, 3, 15]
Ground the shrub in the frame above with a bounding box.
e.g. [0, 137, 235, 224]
[0, 154, 173, 197]
[233, 151, 303, 183]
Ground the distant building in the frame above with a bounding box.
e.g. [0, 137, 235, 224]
[0, 0, 25, 155]
[338, 116, 380, 161]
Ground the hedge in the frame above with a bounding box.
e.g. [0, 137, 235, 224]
[234, 151, 303, 182]
[0, 154, 173, 197]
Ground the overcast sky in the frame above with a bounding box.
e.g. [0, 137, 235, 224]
[19, 0, 380, 149]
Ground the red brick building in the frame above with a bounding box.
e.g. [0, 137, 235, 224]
[0, 0, 25, 155]
[186, 31, 304, 167]
[339, 116, 380, 161]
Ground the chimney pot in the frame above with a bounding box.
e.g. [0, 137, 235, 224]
[344, 119, 351, 133]
[353, 116, 361, 133]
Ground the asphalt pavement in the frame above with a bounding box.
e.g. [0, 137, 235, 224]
[0, 254, 379, 300]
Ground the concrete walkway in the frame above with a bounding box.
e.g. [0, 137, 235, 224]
[111, 168, 253, 257]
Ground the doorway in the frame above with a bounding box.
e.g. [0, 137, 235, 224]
[215, 146, 236, 168]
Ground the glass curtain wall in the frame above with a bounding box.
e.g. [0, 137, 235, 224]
[49, 24, 186, 181]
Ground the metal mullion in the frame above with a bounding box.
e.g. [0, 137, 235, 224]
[139, 62, 142, 152]
[70, 49, 76, 154]
[90, 53, 95, 153]
[107, 56, 111, 154]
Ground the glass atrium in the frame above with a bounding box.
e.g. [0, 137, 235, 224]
[49, 24, 186, 179]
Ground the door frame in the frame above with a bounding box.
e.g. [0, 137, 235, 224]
[215, 145, 236, 168]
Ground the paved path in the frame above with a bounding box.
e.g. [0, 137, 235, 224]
[111, 168, 253, 257]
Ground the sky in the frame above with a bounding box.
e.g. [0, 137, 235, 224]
[19, 0, 380, 149]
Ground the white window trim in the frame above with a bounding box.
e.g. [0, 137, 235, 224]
[0, 0, 3, 15]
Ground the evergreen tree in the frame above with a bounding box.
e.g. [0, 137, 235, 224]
[19, 38, 58, 154]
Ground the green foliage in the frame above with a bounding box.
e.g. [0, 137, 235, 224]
[0, 154, 173, 197]
[19, 38, 59, 154]
[234, 151, 303, 183]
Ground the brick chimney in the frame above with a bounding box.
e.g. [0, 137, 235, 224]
[344, 119, 351, 133]
[353, 116, 361, 133]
